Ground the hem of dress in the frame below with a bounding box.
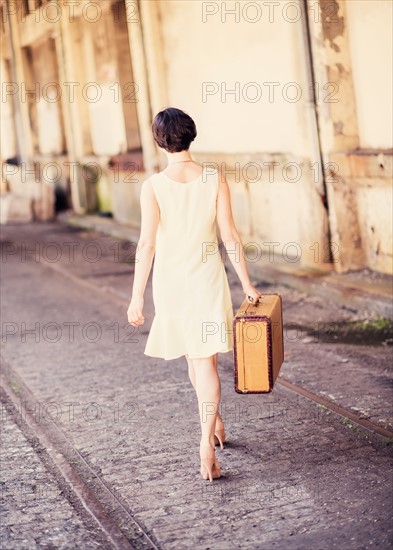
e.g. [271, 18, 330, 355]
[144, 346, 234, 361]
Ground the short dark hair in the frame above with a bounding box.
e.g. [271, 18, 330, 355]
[152, 107, 197, 152]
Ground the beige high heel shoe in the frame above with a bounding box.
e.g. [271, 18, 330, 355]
[200, 444, 221, 482]
[214, 417, 226, 450]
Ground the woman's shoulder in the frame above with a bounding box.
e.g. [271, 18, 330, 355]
[142, 172, 161, 186]
[148, 171, 170, 182]
[202, 163, 219, 175]
[140, 174, 160, 196]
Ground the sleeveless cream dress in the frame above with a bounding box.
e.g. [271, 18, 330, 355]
[144, 167, 234, 361]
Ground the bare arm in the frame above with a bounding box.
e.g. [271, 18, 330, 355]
[127, 177, 159, 326]
[216, 168, 261, 302]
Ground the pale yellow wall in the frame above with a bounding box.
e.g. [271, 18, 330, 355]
[346, 0, 393, 149]
[155, 0, 330, 267]
[36, 99, 64, 155]
[156, 0, 312, 157]
[0, 59, 17, 160]
[153, 0, 332, 267]
[356, 182, 393, 273]
[80, 18, 128, 156]
[87, 84, 128, 156]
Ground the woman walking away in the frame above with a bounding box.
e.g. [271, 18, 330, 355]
[127, 107, 261, 482]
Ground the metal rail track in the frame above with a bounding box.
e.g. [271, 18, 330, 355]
[277, 378, 393, 439]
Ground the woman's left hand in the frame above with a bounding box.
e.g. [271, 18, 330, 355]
[127, 296, 145, 327]
[242, 282, 262, 304]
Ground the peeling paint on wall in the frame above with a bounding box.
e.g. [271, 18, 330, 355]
[320, 0, 345, 52]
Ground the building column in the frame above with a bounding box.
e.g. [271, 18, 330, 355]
[125, 0, 157, 174]
[55, 2, 89, 213]
[5, 2, 34, 164]
[139, 0, 168, 117]
[307, 0, 365, 272]
[139, 0, 169, 171]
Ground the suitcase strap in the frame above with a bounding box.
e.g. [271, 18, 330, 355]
[241, 319, 247, 391]
[243, 294, 262, 391]
[241, 295, 263, 392]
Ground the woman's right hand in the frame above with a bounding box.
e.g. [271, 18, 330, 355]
[242, 282, 263, 304]
[127, 295, 145, 327]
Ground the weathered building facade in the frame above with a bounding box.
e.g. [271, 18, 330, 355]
[1, 0, 392, 274]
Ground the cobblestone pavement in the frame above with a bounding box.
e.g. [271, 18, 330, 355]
[0, 397, 114, 549]
[1, 222, 392, 549]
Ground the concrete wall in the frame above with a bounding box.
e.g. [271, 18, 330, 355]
[306, 0, 392, 275]
[158, 0, 310, 155]
[156, 0, 330, 268]
[357, 178, 393, 270]
[346, 0, 393, 149]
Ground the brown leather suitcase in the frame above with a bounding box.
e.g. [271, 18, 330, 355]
[233, 293, 284, 393]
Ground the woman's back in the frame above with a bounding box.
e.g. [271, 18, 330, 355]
[161, 160, 204, 184]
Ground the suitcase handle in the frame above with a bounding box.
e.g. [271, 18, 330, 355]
[247, 294, 261, 304]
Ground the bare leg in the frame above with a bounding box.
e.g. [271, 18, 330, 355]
[186, 353, 223, 426]
[185, 353, 196, 391]
[187, 355, 220, 448]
